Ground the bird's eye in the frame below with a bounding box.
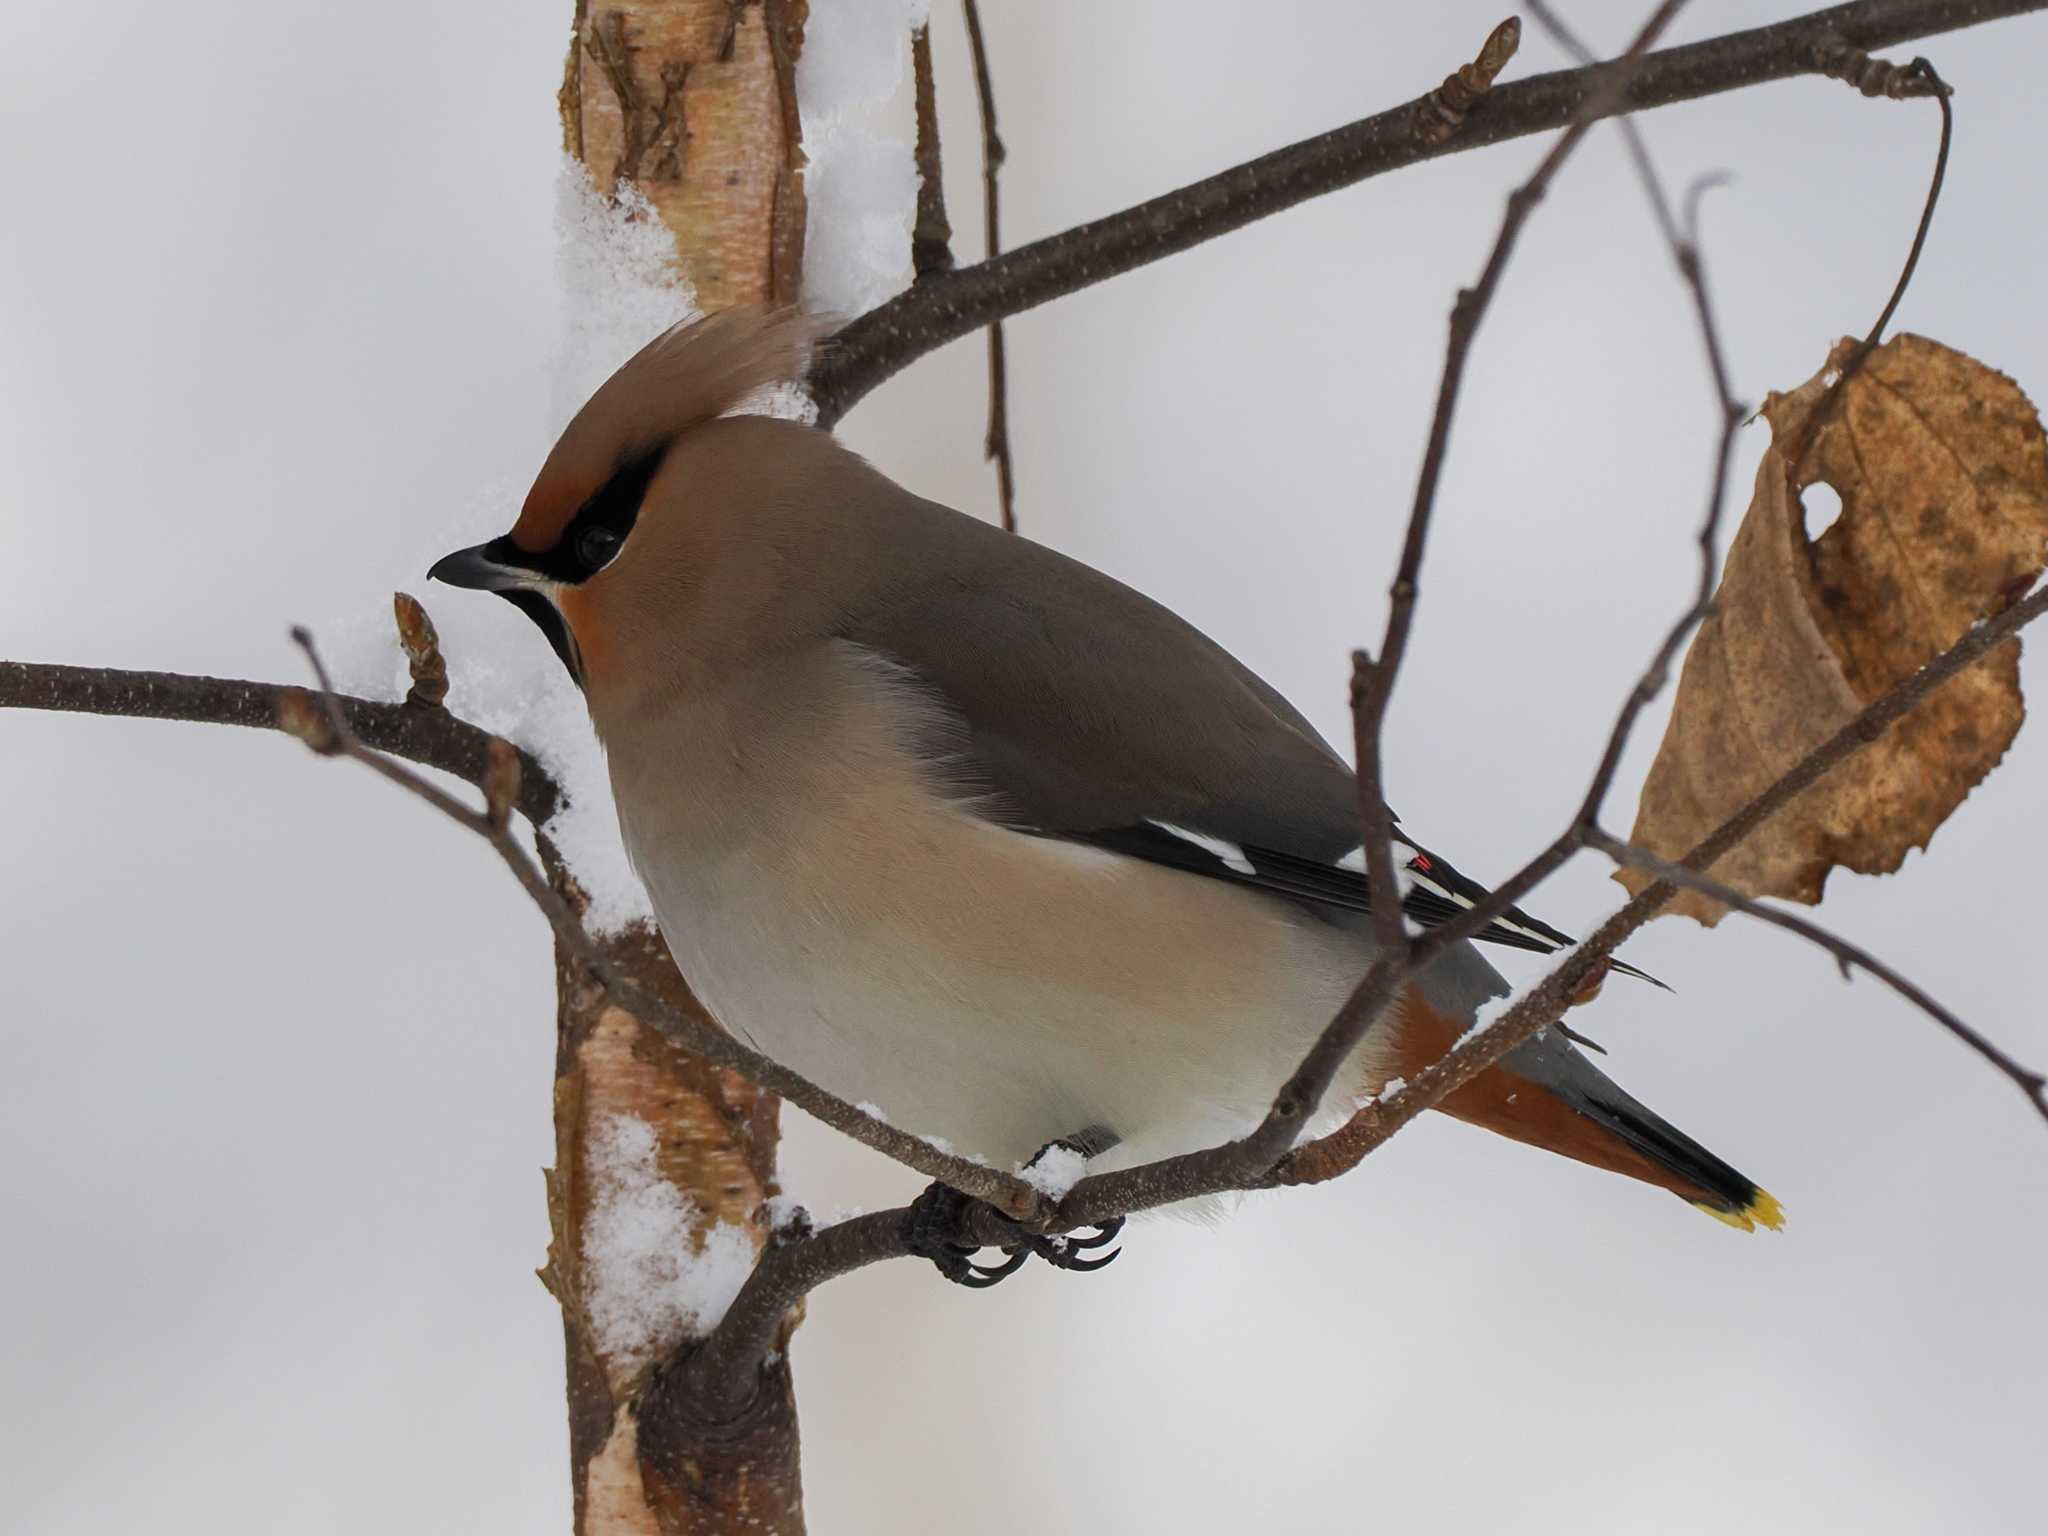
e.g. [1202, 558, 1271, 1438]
[575, 525, 623, 572]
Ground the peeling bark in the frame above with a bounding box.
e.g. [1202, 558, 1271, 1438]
[561, 0, 808, 310]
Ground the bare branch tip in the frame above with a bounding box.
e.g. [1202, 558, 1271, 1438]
[289, 625, 328, 678]
[1682, 169, 1735, 243]
[909, 21, 955, 278]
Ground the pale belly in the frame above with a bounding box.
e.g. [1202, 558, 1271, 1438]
[625, 791, 1392, 1174]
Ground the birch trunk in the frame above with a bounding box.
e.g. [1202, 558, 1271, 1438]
[545, 4, 808, 1530]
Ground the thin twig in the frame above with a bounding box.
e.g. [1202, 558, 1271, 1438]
[1856, 58, 1951, 347]
[961, 0, 1017, 533]
[0, 659, 562, 827]
[1525, 4, 1749, 832]
[807, 0, 2047, 426]
[1349, 0, 1690, 958]
[1585, 826, 2048, 1123]
[1371, 0, 1689, 767]
[1792, 52, 1953, 466]
[1356, 0, 1689, 1064]
[910, 24, 954, 277]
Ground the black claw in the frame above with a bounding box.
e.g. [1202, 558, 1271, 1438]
[920, 1244, 987, 1287]
[963, 1249, 1031, 1286]
[903, 1181, 1022, 1287]
[1014, 1219, 1124, 1273]
[1054, 1244, 1122, 1272]
[1062, 1217, 1124, 1251]
[901, 1180, 1128, 1288]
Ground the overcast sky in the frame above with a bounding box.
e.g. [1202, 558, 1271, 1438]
[5, 4, 2047, 1533]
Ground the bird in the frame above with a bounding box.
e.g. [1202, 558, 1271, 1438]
[430, 307, 1781, 1280]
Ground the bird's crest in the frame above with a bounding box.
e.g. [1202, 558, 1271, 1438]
[511, 306, 822, 555]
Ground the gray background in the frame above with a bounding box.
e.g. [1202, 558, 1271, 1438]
[5, 3, 2045, 1532]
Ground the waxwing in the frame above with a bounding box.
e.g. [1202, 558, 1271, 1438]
[431, 308, 1781, 1270]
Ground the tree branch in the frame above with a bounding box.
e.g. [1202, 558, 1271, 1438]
[1521, 7, 1748, 836]
[806, 0, 2047, 426]
[910, 23, 953, 277]
[679, 1195, 1018, 1422]
[961, 0, 1017, 533]
[0, 657, 563, 828]
[686, 1212, 913, 1420]
[1351, 2, 1686, 974]
[1584, 825, 2048, 1123]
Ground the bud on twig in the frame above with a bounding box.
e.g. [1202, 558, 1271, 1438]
[1413, 17, 1522, 147]
[1811, 38, 1951, 100]
[1348, 649, 1379, 712]
[276, 686, 341, 754]
[393, 591, 450, 709]
[483, 737, 521, 829]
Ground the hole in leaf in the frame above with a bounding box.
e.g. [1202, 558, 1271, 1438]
[1802, 482, 1844, 541]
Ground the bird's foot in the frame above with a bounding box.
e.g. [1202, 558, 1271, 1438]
[901, 1183, 1127, 1288]
[1008, 1130, 1125, 1273]
[902, 1182, 1031, 1288]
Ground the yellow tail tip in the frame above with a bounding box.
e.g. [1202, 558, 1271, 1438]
[1692, 1188, 1786, 1233]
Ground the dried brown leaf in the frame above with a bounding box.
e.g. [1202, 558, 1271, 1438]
[1622, 334, 2048, 923]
